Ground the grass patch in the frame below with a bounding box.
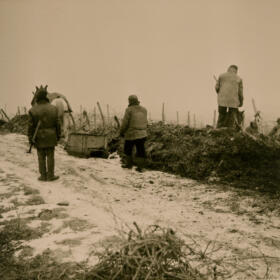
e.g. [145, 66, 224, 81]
[0, 205, 15, 215]
[18, 246, 34, 258]
[55, 238, 82, 246]
[0, 217, 43, 241]
[26, 195, 45, 206]
[0, 192, 14, 200]
[0, 249, 86, 280]
[10, 198, 24, 207]
[38, 208, 69, 221]
[23, 186, 39, 196]
[62, 218, 94, 232]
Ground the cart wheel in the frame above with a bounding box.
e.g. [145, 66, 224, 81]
[101, 151, 109, 159]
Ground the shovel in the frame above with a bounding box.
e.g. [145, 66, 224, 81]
[27, 120, 41, 153]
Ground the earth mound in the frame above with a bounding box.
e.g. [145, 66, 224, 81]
[143, 123, 280, 193]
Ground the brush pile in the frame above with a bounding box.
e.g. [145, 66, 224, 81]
[85, 223, 268, 280]
[0, 114, 29, 135]
[86, 223, 214, 280]
[144, 123, 280, 193]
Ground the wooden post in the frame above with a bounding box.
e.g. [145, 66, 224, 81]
[106, 104, 110, 127]
[17, 106, 20, 115]
[176, 111, 179, 125]
[213, 110, 217, 128]
[193, 114, 196, 128]
[1, 108, 10, 122]
[187, 111, 190, 127]
[97, 102, 105, 130]
[83, 110, 91, 130]
[24, 107, 27, 115]
[79, 105, 82, 127]
[162, 103, 165, 123]
[93, 106, 97, 129]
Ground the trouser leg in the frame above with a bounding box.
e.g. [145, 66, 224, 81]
[135, 137, 147, 172]
[217, 106, 228, 128]
[46, 147, 55, 179]
[123, 140, 134, 168]
[135, 137, 147, 158]
[37, 148, 47, 179]
[228, 108, 238, 128]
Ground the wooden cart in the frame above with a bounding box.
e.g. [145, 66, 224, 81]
[65, 132, 109, 158]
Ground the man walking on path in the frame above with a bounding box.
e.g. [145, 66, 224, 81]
[120, 95, 148, 172]
[215, 65, 244, 128]
[28, 86, 61, 181]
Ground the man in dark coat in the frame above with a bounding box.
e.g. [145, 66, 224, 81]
[120, 95, 148, 172]
[28, 86, 61, 181]
[215, 65, 244, 128]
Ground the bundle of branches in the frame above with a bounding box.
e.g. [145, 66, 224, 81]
[85, 223, 277, 280]
[0, 114, 29, 135]
[85, 223, 220, 280]
[142, 122, 280, 193]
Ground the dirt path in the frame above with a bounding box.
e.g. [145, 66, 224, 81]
[0, 133, 280, 279]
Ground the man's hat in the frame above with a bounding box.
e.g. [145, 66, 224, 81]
[128, 94, 139, 105]
[35, 85, 49, 101]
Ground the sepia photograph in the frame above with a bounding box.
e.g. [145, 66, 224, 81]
[0, 0, 280, 279]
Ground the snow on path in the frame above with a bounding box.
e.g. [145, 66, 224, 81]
[0, 133, 280, 278]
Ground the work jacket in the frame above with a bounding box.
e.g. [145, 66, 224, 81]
[215, 72, 243, 108]
[28, 100, 61, 148]
[120, 104, 148, 140]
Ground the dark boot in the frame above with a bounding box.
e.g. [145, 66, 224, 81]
[38, 175, 47, 181]
[135, 157, 145, 173]
[46, 148, 58, 181]
[122, 156, 133, 169]
[47, 175, 59, 181]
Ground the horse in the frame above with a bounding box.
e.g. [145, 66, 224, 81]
[31, 85, 76, 139]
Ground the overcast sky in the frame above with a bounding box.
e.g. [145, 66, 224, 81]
[1, 0, 280, 123]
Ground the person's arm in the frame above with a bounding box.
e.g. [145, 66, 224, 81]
[119, 108, 130, 137]
[215, 77, 220, 94]
[238, 80, 244, 107]
[54, 108, 61, 141]
[27, 112, 35, 144]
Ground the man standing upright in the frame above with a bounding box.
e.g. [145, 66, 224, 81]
[120, 95, 148, 172]
[215, 65, 244, 128]
[28, 86, 61, 181]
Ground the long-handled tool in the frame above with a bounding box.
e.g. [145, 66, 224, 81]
[97, 101, 106, 132]
[252, 98, 262, 133]
[27, 120, 41, 153]
[114, 115, 120, 129]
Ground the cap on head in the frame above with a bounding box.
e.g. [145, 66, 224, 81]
[128, 94, 139, 105]
[228, 65, 238, 73]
